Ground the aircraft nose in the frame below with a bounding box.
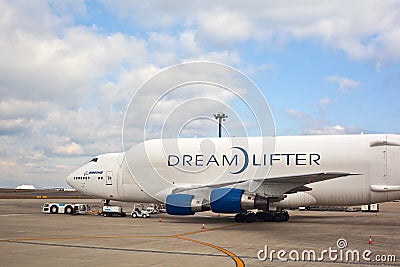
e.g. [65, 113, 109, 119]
[66, 172, 75, 188]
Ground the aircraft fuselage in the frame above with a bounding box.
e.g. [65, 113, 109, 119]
[67, 134, 400, 209]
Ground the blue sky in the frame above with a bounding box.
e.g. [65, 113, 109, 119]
[1, 0, 400, 187]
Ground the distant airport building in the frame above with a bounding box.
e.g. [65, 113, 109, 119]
[15, 184, 36, 190]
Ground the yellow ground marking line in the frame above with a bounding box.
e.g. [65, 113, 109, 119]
[174, 236, 245, 267]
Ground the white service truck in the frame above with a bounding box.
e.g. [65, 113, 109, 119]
[102, 205, 126, 217]
[42, 203, 90, 215]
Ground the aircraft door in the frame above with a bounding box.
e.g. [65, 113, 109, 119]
[371, 136, 400, 202]
[106, 171, 112, 185]
[385, 144, 400, 186]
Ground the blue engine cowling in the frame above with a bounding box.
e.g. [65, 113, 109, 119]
[210, 188, 268, 213]
[166, 194, 194, 215]
[210, 188, 244, 213]
[166, 194, 208, 215]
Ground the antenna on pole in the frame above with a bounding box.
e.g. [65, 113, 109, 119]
[213, 112, 228, 138]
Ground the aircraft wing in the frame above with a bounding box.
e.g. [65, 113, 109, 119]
[253, 172, 357, 184]
[249, 172, 360, 197]
[172, 180, 247, 194]
[173, 172, 358, 197]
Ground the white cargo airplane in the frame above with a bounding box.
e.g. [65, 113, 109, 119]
[67, 134, 400, 222]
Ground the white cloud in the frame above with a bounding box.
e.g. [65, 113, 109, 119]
[324, 76, 361, 94]
[304, 125, 363, 135]
[0, 118, 31, 135]
[285, 108, 362, 135]
[376, 61, 382, 72]
[316, 97, 334, 108]
[304, 125, 345, 135]
[285, 109, 308, 120]
[196, 10, 255, 45]
[0, 0, 252, 187]
[53, 141, 83, 156]
[100, 1, 400, 62]
[0, 11, 147, 107]
[0, 100, 48, 120]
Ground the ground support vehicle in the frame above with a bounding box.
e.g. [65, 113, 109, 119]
[42, 203, 90, 215]
[102, 205, 126, 217]
[131, 205, 150, 218]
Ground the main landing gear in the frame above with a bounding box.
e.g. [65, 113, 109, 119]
[234, 212, 257, 223]
[234, 210, 289, 223]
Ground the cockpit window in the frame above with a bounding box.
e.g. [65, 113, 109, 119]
[90, 157, 98, 162]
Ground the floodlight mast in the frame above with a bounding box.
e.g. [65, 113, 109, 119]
[213, 112, 228, 138]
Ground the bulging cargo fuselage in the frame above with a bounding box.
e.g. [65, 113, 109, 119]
[67, 134, 400, 211]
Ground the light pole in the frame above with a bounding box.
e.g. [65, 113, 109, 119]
[213, 112, 228, 138]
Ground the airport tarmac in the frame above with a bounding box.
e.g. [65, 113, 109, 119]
[0, 188, 91, 199]
[0, 199, 399, 267]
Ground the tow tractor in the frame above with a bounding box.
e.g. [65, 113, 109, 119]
[131, 204, 150, 218]
[42, 203, 90, 215]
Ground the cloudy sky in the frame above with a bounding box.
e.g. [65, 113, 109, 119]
[1, 0, 400, 188]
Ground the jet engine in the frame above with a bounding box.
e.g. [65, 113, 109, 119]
[210, 188, 268, 213]
[165, 194, 209, 215]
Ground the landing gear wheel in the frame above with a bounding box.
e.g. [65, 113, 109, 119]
[234, 213, 246, 222]
[273, 213, 283, 222]
[263, 213, 273, 222]
[282, 212, 289, 221]
[256, 211, 266, 220]
[245, 212, 257, 223]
